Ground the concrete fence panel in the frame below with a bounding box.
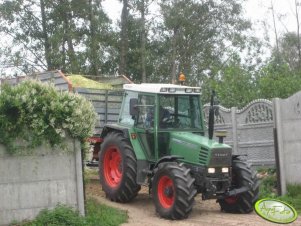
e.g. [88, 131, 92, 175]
[236, 100, 274, 166]
[0, 139, 84, 225]
[273, 91, 301, 195]
[204, 99, 275, 166]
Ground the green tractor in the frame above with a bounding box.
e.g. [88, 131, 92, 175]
[97, 83, 259, 219]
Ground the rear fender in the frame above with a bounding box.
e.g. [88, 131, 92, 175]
[100, 124, 130, 139]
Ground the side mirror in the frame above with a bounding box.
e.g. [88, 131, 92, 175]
[130, 98, 138, 116]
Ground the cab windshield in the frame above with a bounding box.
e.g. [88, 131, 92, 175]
[158, 94, 203, 130]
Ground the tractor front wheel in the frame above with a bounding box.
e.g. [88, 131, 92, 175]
[218, 158, 259, 213]
[99, 132, 140, 203]
[152, 162, 197, 219]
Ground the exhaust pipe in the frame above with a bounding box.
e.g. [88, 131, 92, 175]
[208, 90, 218, 140]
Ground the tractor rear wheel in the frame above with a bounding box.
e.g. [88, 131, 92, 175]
[152, 162, 197, 219]
[99, 132, 140, 202]
[218, 158, 259, 213]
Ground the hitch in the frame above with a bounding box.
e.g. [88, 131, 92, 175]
[225, 186, 249, 197]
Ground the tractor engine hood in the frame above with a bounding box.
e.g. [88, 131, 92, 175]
[169, 132, 232, 167]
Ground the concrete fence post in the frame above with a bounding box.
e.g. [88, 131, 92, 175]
[74, 139, 85, 216]
[272, 93, 301, 195]
[231, 107, 238, 154]
[273, 98, 286, 195]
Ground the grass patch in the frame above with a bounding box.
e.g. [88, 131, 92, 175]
[67, 75, 112, 89]
[83, 168, 99, 185]
[258, 167, 301, 214]
[259, 174, 278, 199]
[85, 198, 128, 226]
[278, 184, 301, 214]
[11, 199, 127, 226]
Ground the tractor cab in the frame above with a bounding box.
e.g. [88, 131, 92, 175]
[118, 83, 204, 161]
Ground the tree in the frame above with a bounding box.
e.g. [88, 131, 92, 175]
[258, 59, 301, 99]
[119, 0, 130, 75]
[212, 58, 258, 108]
[270, 32, 301, 71]
[85, 0, 117, 76]
[158, 0, 253, 83]
[136, 0, 147, 82]
[0, 0, 115, 75]
[294, 0, 301, 68]
[0, 0, 49, 74]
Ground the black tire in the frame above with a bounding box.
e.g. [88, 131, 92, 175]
[99, 132, 141, 203]
[152, 162, 197, 220]
[218, 158, 259, 213]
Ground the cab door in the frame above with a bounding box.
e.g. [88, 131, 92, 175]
[134, 94, 156, 161]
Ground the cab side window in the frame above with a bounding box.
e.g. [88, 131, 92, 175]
[119, 91, 138, 126]
[137, 94, 155, 128]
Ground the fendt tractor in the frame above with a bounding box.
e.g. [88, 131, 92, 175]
[89, 82, 259, 220]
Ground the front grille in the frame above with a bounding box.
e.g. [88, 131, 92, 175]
[199, 147, 209, 164]
[209, 148, 232, 166]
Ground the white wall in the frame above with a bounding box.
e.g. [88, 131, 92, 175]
[0, 139, 84, 225]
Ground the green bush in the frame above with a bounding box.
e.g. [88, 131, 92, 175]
[0, 80, 96, 154]
[23, 204, 85, 226]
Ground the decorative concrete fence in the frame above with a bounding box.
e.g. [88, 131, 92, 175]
[0, 139, 84, 225]
[273, 91, 301, 195]
[204, 99, 275, 166]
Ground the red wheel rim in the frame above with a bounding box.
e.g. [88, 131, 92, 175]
[157, 175, 175, 208]
[225, 196, 238, 204]
[103, 146, 122, 187]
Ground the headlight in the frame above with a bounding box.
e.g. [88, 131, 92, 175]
[221, 167, 229, 173]
[208, 168, 215, 174]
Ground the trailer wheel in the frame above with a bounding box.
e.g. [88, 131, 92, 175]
[99, 132, 140, 202]
[152, 162, 197, 219]
[218, 158, 259, 213]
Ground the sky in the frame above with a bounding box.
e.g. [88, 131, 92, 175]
[102, 0, 300, 45]
[244, 0, 299, 41]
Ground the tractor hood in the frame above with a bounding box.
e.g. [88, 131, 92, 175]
[169, 132, 232, 166]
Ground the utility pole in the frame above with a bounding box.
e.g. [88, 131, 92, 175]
[295, 0, 301, 68]
[270, 0, 280, 59]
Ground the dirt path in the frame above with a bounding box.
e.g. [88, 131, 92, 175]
[86, 179, 301, 226]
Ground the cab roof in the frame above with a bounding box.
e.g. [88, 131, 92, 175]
[123, 83, 201, 94]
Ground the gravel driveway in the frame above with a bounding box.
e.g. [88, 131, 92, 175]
[86, 179, 301, 226]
